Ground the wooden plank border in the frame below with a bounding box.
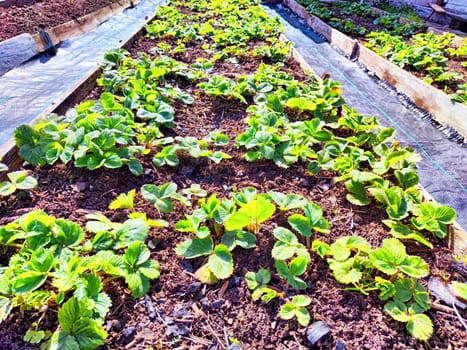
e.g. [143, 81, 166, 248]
[281, 0, 467, 139]
[31, 0, 141, 52]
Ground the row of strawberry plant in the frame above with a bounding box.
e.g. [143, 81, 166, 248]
[295, 0, 467, 104]
[297, 0, 425, 37]
[0, 208, 162, 348]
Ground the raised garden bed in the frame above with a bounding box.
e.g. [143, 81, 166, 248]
[0, 0, 466, 349]
[0, 0, 126, 42]
[282, 0, 467, 139]
[0, 0, 142, 76]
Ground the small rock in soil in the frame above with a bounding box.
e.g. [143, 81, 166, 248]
[148, 238, 161, 250]
[144, 295, 156, 321]
[121, 325, 137, 345]
[226, 287, 243, 303]
[300, 177, 311, 187]
[167, 323, 189, 337]
[181, 260, 194, 273]
[306, 321, 331, 346]
[228, 276, 242, 288]
[73, 181, 87, 192]
[111, 319, 125, 331]
[187, 282, 202, 294]
[336, 338, 346, 350]
[317, 180, 331, 191]
[16, 190, 31, 201]
[211, 300, 223, 309]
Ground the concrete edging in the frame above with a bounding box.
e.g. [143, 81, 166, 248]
[282, 0, 467, 140]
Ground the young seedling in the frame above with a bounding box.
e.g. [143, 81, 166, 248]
[369, 186, 409, 220]
[279, 295, 312, 326]
[267, 191, 308, 212]
[141, 182, 190, 213]
[108, 189, 136, 210]
[383, 278, 432, 340]
[382, 220, 433, 249]
[312, 236, 374, 293]
[122, 241, 160, 298]
[369, 238, 430, 279]
[49, 297, 107, 350]
[245, 269, 282, 302]
[272, 227, 310, 262]
[225, 195, 276, 234]
[411, 202, 456, 238]
[288, 202, 330, 248]
[0, 163, 37, 197]
[86, 213, 150, 250]
[275, 255, 309, 290]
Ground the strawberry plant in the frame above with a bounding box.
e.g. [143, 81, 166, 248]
[175, 189, 278, 283]
[153, 134, 231, 167]
[141, 182, 190, 213]
[0, 209, 161, 349]
[313, 236, 433, 339]
[122, 241, 161, 298]
[0, 162, 37, 197]
[288, 201, 330, 248]
[272, 227, 311, 263]
[279, 295, 312, 326]
[245, 269, 281, 302]
[411, 201, 456, 239]
[225, 195, 276, 234]
[267, 191, 308, 212]
[48, 296, 107, 350]
[108, 189, 136, 210]
[198, 75, 247, 103]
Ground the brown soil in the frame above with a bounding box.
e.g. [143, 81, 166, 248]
[0, 5, 466, 350]
[0, 0, 123, 42]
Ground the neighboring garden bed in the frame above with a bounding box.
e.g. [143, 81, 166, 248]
[295, 0, 467, 104]
[0, 0, 124, 42]
[1, 0, 467, 349]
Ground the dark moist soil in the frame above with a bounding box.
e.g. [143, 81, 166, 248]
[0, 0, 123, 42]
[1, 10, 467, 350]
